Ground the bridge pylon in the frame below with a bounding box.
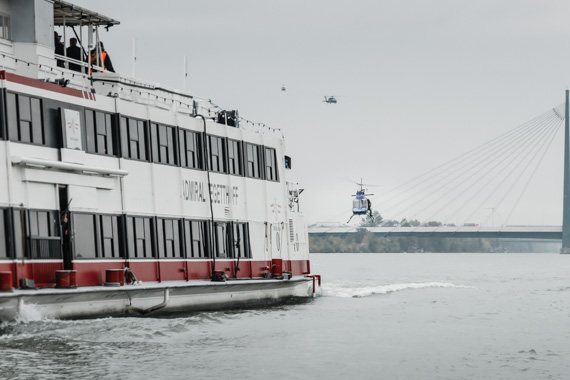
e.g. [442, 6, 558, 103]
[562, 89, 570, 253]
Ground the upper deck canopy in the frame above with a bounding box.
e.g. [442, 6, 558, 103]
[53, 0, 120, 27]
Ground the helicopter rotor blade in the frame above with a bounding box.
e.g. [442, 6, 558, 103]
[344, 178, 382, 187]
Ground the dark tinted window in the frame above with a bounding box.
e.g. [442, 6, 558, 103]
[6, 93, 44, 145]
[72, 213, 121, 259]
[27, 210, 60, 259]
[151, 123, 177, 165]
[0, 209, 7, 259]
[6, 93, 17, 140]
[245, 143, 262, 179]
[265, 147, 279, 181]
[12, 210, 23, 259]
[126, 216, 154, 258]
[227, 139, 243, 176]
[0, 15, 11, 40]
[179, 129, 202, 169]
[233, 223, 251, 258]
[215, 222, 231, 258]
[120, 117, 149, 161]
[157, 218, 182, 258]
[208, 135, 226, 173]
[100, 215, 120, 258]
[73, 213, 97, 258]
[184, 220, 209, 258]
[42, 98, 78, 148]
[28, 210, 58, 237]
[85, 110, 115, 155]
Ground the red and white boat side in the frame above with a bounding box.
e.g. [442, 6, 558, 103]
[0, 0, 319, 321]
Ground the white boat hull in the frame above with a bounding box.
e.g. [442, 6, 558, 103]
[0, 277, 314, 321]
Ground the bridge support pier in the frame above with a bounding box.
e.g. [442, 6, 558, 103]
[562, 89, 570, 253]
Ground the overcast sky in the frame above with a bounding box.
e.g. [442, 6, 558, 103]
[72, 0, 570, 226]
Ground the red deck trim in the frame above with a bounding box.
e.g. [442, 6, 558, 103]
[0, 70, 96, 100]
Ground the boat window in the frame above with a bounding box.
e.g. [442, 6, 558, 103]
[227, 139, 243, 176]
[72, 213, 97, 259]
[120, 117, 149, 161]
[215, 222, 231, 258]
[157, 218, 182, 259]
[126, 216, 155, 259]
[264, 147, 278, 182]
[0, 209, 7, 259]
[6, 93, 44, 145]
[12, 209, 23, 259]
[150, 123, 178, 166]
[245, 143, 263, 179]
[0, 14, 11, 40]
[184, 220, 209, 258]
[99, 215, 120, 258]
[85, 110, 115, 156]
[233, 222, 251, 258]
[179, 129, 203, 170]
[42, 98, 77, 148]
[208, 135, 226, 173]
[27, 210, 61, 259]
[72, 213, 121, 259]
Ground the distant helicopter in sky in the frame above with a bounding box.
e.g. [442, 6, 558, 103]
[347, 179, 374, 223]
[281, 85, 286, 91]
[323, 96, 337, 104]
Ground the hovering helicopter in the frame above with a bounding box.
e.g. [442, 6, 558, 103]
[347, 179, 374, 223]
[323, 96, 337, 104]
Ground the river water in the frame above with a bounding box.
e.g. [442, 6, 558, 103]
[1, 253, 569, 380]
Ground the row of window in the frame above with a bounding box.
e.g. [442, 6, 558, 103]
[0, 208, 251, 260]
[1, 91, 279, 181]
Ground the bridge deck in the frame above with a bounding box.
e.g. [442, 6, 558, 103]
[309, 226, 562, 240]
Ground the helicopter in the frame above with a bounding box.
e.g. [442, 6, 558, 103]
[347, 179, 374, 223]
[323, 96, 337, 104]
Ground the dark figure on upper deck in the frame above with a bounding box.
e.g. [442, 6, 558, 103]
[66, 38, 83, 72]
[90, 42, 115, 73]
[54, 32, 64, 67]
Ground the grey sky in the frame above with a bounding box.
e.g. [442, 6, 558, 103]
[72, 0, 570, 226]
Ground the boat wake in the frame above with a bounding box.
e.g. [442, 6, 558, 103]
[324, 281, 472, 298]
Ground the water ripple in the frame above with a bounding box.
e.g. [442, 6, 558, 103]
[323, 281, 474, 298]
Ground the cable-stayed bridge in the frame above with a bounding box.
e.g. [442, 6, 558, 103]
[309, 91, 570, 253]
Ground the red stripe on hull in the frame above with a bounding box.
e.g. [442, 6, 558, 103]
[73, 261, 124, 287]
[0, 259, 312, 288]
[126, 261, 159, 283]
[158, 260, 187, 281]
[0, 262, 11, 272]
[289, 259, 311, 275]
[29, 262, 64, 287]
[185, 261, 211, 280]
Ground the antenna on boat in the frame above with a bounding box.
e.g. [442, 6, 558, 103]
[183, 56, 188, 92]
[132, 38, 137, 77]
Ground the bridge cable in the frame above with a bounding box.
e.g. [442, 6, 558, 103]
[500, 117, 563, 225]
[372, 118, 556, 223]
[453, 116, 562, 224]
[371, 110, 556, 209]
[418, 112, 561, 222]
[436, 114, 563, 224]
[379, 111, 558, 221]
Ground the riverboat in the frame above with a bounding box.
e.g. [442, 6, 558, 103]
[0, 0, 319, 321]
